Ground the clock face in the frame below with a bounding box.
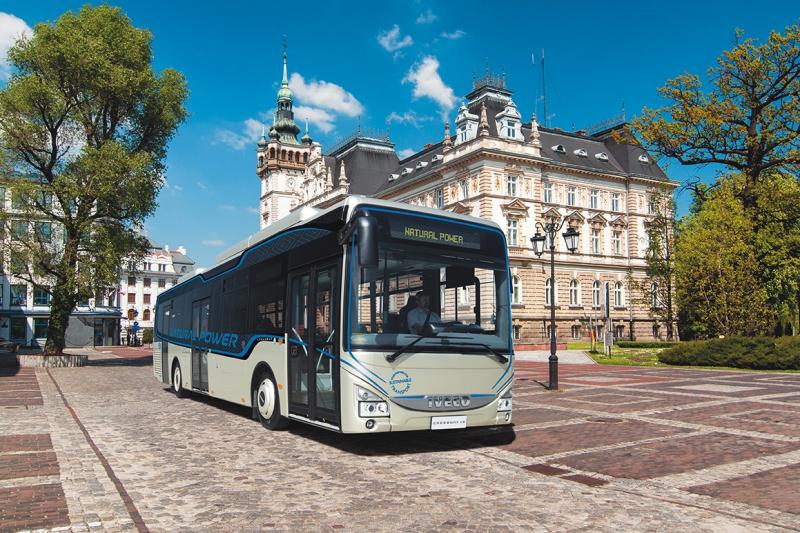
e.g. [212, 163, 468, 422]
[287, 178, 295, 188]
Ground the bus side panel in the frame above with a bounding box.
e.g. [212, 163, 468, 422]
[169, 343, 192, 390]
[206, 341, 289, 413]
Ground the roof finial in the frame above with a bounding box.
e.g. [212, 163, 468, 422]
[282, 36, 288, 84]
[443, 121, 453, 152]
[479, 101, 489, 137]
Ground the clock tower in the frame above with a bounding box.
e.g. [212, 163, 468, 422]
[257, 48, 313, 229]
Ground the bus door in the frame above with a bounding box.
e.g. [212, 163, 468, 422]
[287, 264, 340, 426]
[191, 298, 210, 392]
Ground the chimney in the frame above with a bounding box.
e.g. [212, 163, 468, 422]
[164, 244, 170, 252]
[177, 246, 187, 255]
[575, 129, 588, 137]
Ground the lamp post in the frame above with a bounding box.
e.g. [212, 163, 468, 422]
[530, 220, 580, 391]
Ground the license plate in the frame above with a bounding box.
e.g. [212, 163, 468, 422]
[431, 415, 467, 430]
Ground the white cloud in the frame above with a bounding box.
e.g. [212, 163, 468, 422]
[246, 206, 259, 215]
[440, 30, 466, 40]
[214, 118, 265, 150]
[196, 181, 208, 191]
[377, 25, 413, 53]
[172, 184, 184, 192]
[288, 73, 363, 117]
[402, 56, 456, 118]
[415, 10, 437, 24]
[294, 105, 336, 134]
[201, 239, 225, 247]
[386, 110, 433, 129]
[219, 204, 236, 211]
[0, 12, 32, 81]
[398, 148, 416, 159]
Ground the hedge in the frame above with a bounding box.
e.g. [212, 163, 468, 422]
[616, 341, 678, 349]
[658, 337, 800, 370]
[142, 328, 154, 344]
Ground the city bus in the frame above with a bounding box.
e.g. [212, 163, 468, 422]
[153, 196, 513, 433]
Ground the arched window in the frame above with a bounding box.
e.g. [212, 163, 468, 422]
[280, 149, 286, 160]
[592, 281, 600, 308]
[614, 282, 623, 307]
[571, 324, 581, 339]
[545, 277, 553, 307]
[511, 276, 522, 305]
[651, 283, 659, 308]
[615, 324, 625, 339]
[303, 153, 308, 163]
[258, 155, 264, 167]
[569, 279, 580, 306]
[127, 309, 135, 320]
[269, 147, 275, 158]
[288, 151, 294, 162]
[143, 309, 151, 321]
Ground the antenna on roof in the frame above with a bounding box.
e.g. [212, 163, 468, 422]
[621, 100, 626, 122]
[541, 48, 549, 128]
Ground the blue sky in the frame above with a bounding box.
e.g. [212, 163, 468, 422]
[1, 1, 797, 267]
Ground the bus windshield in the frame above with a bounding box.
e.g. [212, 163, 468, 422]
[347, 211, 511, 355]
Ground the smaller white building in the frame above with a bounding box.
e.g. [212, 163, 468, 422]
[120, 241, 194, 342]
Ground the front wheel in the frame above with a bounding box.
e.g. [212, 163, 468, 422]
[254, 372, 289, 430]
[172, 362, 189, 398]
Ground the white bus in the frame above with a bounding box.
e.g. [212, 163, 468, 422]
[153, 196, 513, 433]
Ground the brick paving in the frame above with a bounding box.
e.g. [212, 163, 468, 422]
[0, 353, 799, 531]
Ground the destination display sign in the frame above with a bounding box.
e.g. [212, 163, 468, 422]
[388, 218, 482, 249]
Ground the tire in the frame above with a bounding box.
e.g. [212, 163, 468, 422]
[254, 371, 289, 430]
[172, 362, 189, 398]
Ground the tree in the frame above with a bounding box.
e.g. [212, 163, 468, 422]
[629, 186, 677, 340]
[628, 22, 800, 210]
[0, 5, 187, 354]
[752, 173, 800, 335]
[675, 181, 773, 338]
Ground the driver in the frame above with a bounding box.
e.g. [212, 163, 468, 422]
[407, 290, 441, 334]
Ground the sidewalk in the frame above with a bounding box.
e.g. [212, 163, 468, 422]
[514, 349, 596, 364]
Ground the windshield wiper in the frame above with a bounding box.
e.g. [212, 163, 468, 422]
[385, 336, 425, 363]
[428, 336, 508, 364]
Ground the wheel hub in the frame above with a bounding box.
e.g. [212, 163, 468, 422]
[257, 378, 275, 419]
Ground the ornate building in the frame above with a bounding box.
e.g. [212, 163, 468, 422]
[256, 55, 677, 343]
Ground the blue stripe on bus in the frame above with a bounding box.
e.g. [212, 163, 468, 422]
[340, 358, 389, 396]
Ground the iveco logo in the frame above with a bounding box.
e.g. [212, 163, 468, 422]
[427, 395, 471, 409]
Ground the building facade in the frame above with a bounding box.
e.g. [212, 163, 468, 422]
[256, 55, 677, 343]
[0, 185, 121, 348]
[119, 242, 194, 343]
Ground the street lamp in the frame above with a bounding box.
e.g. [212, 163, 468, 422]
[531, 219, 580, 391]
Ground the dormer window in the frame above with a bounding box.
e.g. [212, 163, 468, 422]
[389, 173, 399, 181]
[638, 154, 650, 163]
[506, 121, 516, 138]
[415, 161, 428, 170]
[431, 154, 444, 163]
[595, 152, 609, 161]
[552, 144, 566, 153]
[573, 148, 587, 157]
[401, 167, 412, 176]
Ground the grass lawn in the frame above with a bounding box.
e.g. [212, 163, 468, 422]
[590, 346, 664, 366]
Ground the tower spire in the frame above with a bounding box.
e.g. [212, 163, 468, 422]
[282, 43, 288, 85]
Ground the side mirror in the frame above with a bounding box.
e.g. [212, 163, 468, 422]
[356, 216, 379, 268]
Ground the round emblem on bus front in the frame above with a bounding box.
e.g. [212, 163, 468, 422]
[389, 370, 412, 394]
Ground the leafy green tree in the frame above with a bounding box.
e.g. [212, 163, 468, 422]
[752, 173, 800, 335]
[0, 5, 187, 354]
[628, 22, 800, 210]
[676, 181, 773, 338]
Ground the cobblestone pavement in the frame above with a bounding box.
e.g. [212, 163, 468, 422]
[1, 355, 799, 532]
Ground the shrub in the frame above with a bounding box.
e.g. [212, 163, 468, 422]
[658, 337, 800, 370]
[616, 341, 678, 349]
[141, 328, 154, 344]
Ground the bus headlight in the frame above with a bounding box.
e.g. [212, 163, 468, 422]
[359, 401, 389, 417]
[498, 389, 512, 412]
[356, 386, 389, 418]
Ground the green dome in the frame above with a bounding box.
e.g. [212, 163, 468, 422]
[277, 83, 292, 101]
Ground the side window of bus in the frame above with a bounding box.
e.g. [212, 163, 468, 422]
[252, 275, 284, 335]
[222, 274, 249, 335]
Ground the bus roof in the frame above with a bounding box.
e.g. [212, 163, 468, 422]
[210, 195, 504, 272]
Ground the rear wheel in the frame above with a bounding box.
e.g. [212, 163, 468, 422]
[172, 362, 189, 398]
[254, 372, 289, 430]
